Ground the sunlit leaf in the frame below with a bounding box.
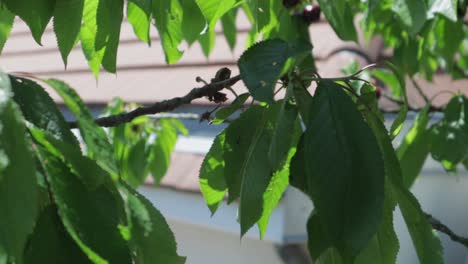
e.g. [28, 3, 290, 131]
[200, 131, 227, 215]
[127, 0, 152, 44]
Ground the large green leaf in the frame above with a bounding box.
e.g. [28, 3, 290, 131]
[316, 0, 357, 41]
[124, 184, 186, 263]
[96, 0, 123, 72]
[2, 0, 55, 44]
[195, 0, 239, 30]
[40, 154, 131, 264]
[127, 0, 152, 44]
[430, 95, 468, 171]
[24, 206, 91, 264]
[238, 39, 302, 103]
[0, 6, 14, 54]
[10, 77, 79, 147]
[223, 104, 279, 235]
[200, 131, 227, 215]
[303, 80, 385, 257]
[392, 0, 428, 35]
[54, 0, 84, 66]
[365, 111, 444, 264]
[152, 0, 184, 64]
[45, 79, 119, 177]
[397, 106, 430, 188]
[0, 72, 38, 263]
[180, 0, 206, 45]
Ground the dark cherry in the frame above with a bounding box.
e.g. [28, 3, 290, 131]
[302, 4, 321, 24]
[375, 87, 382, 99]
[283, 0, 301, 9]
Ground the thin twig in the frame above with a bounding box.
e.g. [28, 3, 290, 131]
[382, 93, 405, 105]
[425, 212, 468, 248]
[68, 75, 242, 128]
[410, 77, 430, 103]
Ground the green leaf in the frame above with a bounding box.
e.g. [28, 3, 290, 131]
[195, 0, 239, 30]
[371, 69, 401, 98]
[303, 81, 385, 257]
[40, 154, 131, 264]
[10, 77, 79, 147]
[238, 39, 295, 103]
[430, 95, 468, 171]
[314, 248, 343, 264]
[397, 188, 444, 264]
[24, 206, 91, 264]
[385, 62, 409, 139]
[54, 0, 85, 66]
[427, 0, 457, 21]
[221, 8, 238, 50]
[0, 72, 38, 263]
[45, 79, 119, 177]
[397, 106, 430, 188]
[223, 104, 279, 235]
[124, 184, 186, 264]
[307, 212, 332, 260]
[198, 28, 216, 57]
[364, 111, 444, 264]
[96, 0, 123, 72]
[123, 139, 147, 187]
[180, 0, 206, 45]
[0, 6, 14, 54]
[149, 119, 178, 184]
[127, 0, 152, 44]
[390, 107, 409, 140]
[2, 0, 55, 44]
[28, 126, 107, 190]
[268, 87, 300, 171]
[289, 135, 308, 194]
[257, 147, 296, 238]
[152, 0, 184, 64]
[316, 0, 357, 41]
[200, 131, 227, 215]
[80, 0, 105, 77]
[212, 93, 249, 125]
[392, 0, 428, 35]
[433, 17, 464, 68]
[354, 183, 399, 264]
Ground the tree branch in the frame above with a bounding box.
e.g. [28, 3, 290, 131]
[68, 74, 241, 128]
[425, 212, 468, 248]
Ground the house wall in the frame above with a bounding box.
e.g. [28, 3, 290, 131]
[167, 220, 284, 264]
